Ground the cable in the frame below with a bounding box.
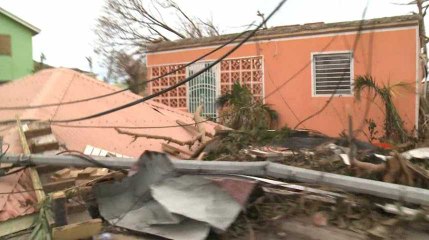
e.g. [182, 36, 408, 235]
[56, 150, 128, 174]
[0, 167, 29, 177]
[50, 0, 288, 124]
[0, 188, 43, 195]
[0, 143, 10, 161]
[0, 23, 255, 111]
[52, 118, 214, 129]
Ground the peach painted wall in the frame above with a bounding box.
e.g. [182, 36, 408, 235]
[147, 26, 419, 139]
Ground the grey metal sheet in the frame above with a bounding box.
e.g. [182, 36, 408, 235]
[94, 152, 178, 220]
[94, 152, 210, 240]
[151, 175, 242, 231]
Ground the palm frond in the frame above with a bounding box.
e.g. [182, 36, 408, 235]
[354, 74, 409, 143]
[354, 75, 380, 100]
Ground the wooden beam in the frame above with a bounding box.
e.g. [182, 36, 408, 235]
[52, 192, 67, 227]
[22, 121, 52, 139]
[162, 143, 193, 157]
[16, 117, 46, 203]
[28, 134, 59, 153]
[0, 214, 36, 238]
[52, 219, 102, 240]
[43, 179, 76, 193]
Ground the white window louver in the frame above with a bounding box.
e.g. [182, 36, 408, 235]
[313, 52, 353, 95]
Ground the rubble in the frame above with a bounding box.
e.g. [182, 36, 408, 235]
[0, 71, 428, 238]
[0, 147, 429, 239]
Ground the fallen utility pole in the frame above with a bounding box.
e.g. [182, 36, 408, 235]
[2, 154, 429, 205]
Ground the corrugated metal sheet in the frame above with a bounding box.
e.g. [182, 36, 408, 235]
[0, 169, 37, 221]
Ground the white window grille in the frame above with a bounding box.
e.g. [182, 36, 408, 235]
[312, 52, 353, 96]
[187, 62, 220, 120]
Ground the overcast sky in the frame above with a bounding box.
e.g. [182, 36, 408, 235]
[0, 0, 420, 76]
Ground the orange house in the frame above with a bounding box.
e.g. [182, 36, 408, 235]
[146, 15, 422, 139]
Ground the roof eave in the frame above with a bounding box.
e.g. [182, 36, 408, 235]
[0, 7, 40, 35]
[147, 16, 419, 53]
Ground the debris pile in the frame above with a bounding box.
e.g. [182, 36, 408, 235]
[0, 69, 428, 239]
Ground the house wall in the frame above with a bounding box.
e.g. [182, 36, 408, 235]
[0, 12, 34, 82]
[146, 26, 419, 139]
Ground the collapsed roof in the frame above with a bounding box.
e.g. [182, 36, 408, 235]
[0, 68, 220, 157]
[0, 68, 221, 222]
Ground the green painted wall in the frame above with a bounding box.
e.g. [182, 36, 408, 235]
[0, 12, 35, 82]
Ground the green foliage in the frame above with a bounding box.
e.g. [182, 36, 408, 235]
[217, 83, 278, 130]
[365, 118, 379, 143]
[30, 197, 53, 240]
[354, 75, 410, 143]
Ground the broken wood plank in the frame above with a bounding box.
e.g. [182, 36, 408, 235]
[0, 214, 36, 238]
[43, 179, 76, 193]
[162, 143, 193, 157]
[52, 218, 102, 240]
[197, 152, 206, 160]
[250, 149, 294, 158]
[54, 168, 72, 178]
[28, 134, 59, 153]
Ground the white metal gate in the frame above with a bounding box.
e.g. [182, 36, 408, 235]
[187, 62, 220, 120]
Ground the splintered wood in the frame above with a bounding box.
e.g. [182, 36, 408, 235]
[22, 121, 59, 153]
[51, 167, 110, 184]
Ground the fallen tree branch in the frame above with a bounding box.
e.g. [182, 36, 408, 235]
[115, 128, 202, 147]
[350, 158, 386, 174]
[194, 104, 208, 143]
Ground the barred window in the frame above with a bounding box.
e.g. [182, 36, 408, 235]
[0, 35, 11, 56]
[312, 52, 352, 95]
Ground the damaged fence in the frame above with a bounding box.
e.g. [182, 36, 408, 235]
[2, 153, 429, 205]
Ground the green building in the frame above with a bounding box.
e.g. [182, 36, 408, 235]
[0, 7, 39, 82]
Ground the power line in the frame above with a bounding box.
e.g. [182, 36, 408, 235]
[293, 1, 369, 129]
[50, 0, 288, 123]
[0, 23, 255, 111]
[52, 118, 214, 129]
[56, 150, 127, 174]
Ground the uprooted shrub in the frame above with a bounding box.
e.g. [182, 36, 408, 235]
[205, 83, 289, 159]
[217, 83, 278, 130]
[354, 75, 410, 143]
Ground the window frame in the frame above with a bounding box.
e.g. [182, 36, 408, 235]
[0, 34, 12, 56]
[311, 51, 354, 97]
